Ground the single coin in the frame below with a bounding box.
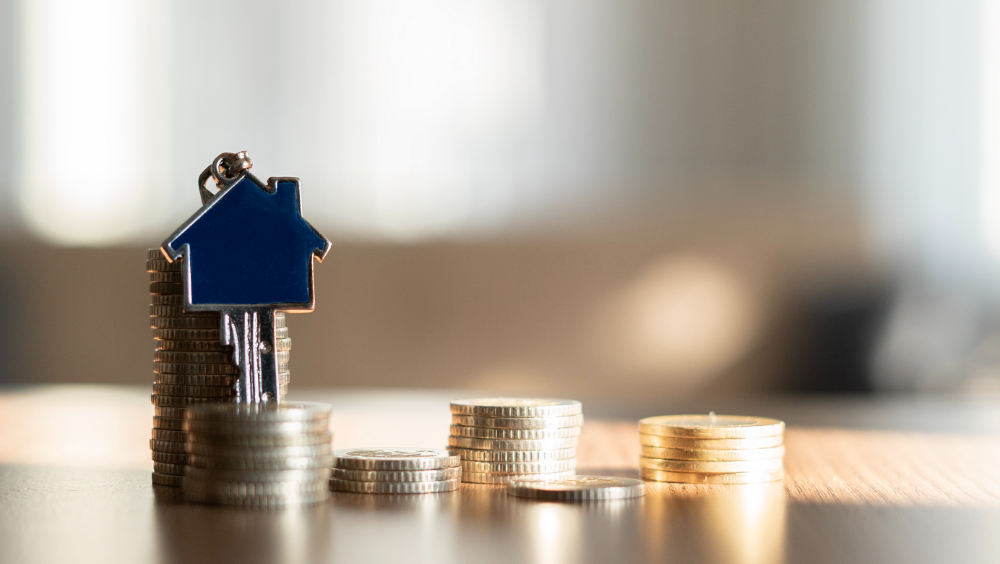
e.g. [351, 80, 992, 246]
[149, 282, 184, 295]
[328, 477, 460, 494]
[187, 431, 331, 448]
[154, 462, 186, 476]
[333, 448, 460, 471]
[638, 433, 784, 450]
[152, 472, 183, 487]
[146, 258, 180, 273]
[183, 418, 329, 436]
[460, 459, 576, 475]
[184, 489, 328, 507]
[147, 248, 172, 261]
[507, 475, 645, 500]
[155, 339, 229, 352]
[150, 294, 184, 306]
[274, 314, 286, 328]
[150, 271, 184, 283]
[331, 467, 462, 482]
[275, 337, 292, 351]
[447, 436, 578, 451]
[154, 351, 231, 364]
[186, 443, 331, 459]
[638, 415, 784, 439]
[152, 416, 185, 431]
[153, 362, 237, 375]
[641, 467, 785, 484]
[183, 478, 330, 496]
[154, 374, 236, 387]
[640, 445, 785, 461]
[150, 394, 223, 407]
[187, 453, 333, 471]
[449, 447, 576, 462]
[451, 398, 582, 418]
[449, 425, 580, 440]
[152, 384, 235, 398]
[639, 456, 784, 473]
[153, 328, 220, 341]
[151, 429, 187, 442]
[150, 317, 219, 330]
[462, 470, 575, 485]
[149, 305, 216, 318]
[185, 401, 331, 423]
[154, 406, 188, 419]
[451, 414, 584, 429]
[184, 466, 330, 483]
[151, 451, 187, 465]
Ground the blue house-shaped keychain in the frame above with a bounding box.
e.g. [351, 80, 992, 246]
[161, 152, 330, 403]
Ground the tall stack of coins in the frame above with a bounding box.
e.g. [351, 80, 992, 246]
[329, 448, 461, 493]
[638, 414, 785, 484]
[183, 402, 333, 507]
[147, 249, 293, 487]
[448, 398, 582, 484]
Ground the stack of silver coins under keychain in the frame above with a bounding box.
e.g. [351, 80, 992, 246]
[329, 448, 461, 493]
[148, 249, 293, 487]
[638, 414, 785, 484]
[183, 402, 333, 507]
[448, 398, 582, 484]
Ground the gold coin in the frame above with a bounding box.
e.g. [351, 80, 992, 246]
[447, 436, 578, 451]
[638, 433, 783, 450]
[638, 456, 783, 473]
[152, 472, 183, 487]
[450, 398, 582, 418]
[641, 467, 784, 484]
[638, 415, 784, 439]
[451, 414, 584, 429]
[640, 445, 785, 461]
[449, 425, 580, 440]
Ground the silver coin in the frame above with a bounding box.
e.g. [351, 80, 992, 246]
[450, 398, 582, 418]
[151, 429, 187, 442]
[152, 416, 185, 431]
[449, 447, 576, 462]
[183, 419, 329, 436]
[184, 466, 331, 483]
[154, 462, 186, 476]
[153, 328, 220, 341]
[507, 475, 646, 500]
[275, 337, 292, 351]
[187, 431, 331, 448]
[150, 317, 221, 330]
[328, 477, 460, 494]
[332, 448, 460, 470]
[149, 305, 216, 318]
[331, 467, 461, 482]
[186, 443, 331, 459]
[152, 384, 235, 398]
[462, 470, 575, 485]
[154, 350, 232, 364]
[153, 362, 238, 375]
[447, 436, 578, 451]
[449, 425, 580, 440]
[150, 439, 188, 453]
[152, 472, 183, 487]
[151, 394, 223, 407]
[183, 478, 329, 496]
[155, 339, 230, 352]
[184, 489, 328, 507]
[151, 451, 187, 464]
[187, 453, 333, 471]
[274, 314, 286, 328]
[460, 459, 576, 474]
[451, 414, 584, 429]
[185, 401, 331, 423]
[154, 373, 237, 387]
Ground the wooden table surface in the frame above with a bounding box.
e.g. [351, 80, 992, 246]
[2, 385, 1000, 564]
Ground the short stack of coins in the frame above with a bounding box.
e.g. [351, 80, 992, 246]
[329, 448, 462, 494]
[448, 398, 582, 485]
[183, 402, 333, 507]
[148, 249, 293, 487]
[638, 414, 785, 484]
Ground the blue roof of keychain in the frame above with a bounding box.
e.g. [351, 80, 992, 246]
[161, 169, 331, 310]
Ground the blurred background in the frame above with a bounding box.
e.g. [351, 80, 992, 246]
[2, 0, 1000, 402]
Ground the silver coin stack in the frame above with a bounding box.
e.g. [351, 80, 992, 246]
[147, 249, 293, 487]
[448, 398, 583, 484]
[183, 402, 333, 507]
[329, 449, 462, 494]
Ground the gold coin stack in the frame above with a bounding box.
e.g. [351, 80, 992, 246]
[147, 249, 293, 487]
[448, 398, 582, 485]
[638, 414, 785, 484]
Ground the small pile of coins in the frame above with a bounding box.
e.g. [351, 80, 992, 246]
[638, 414, 785, 484]
[147, 249, 293, 487]
[329, 448, 461, 493]
[183, 402, 333, 507]
[448, 398, 582, 484]
[507, 475, 646, 501]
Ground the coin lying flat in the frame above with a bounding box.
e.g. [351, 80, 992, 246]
[638, 415, 784, 439]
[638, 456, 784, 473]
[328, 477, 461, 494]
[150, 305, 216, 318]
[154, 462, 186, 476]
[153, 363, 238, 375]
[150, 271, 184, 283]
[187, 454, 333, 471]
[460, 459, 576, 475]
[154, 406, 189, 419]
[507, 475, 645, 500]
[155, 339, 230, 352]
[183, 490, 328, 508]
[640, 467, 785, 484]
[183, 419, 329, 436]
[451, 414, 584, 429]
[462, 470, 576, 485]
[331, 467, 462, 482]
[186, 401, 331, 423]
[153, 416, 185, 431]
[451, 398, 582, 418]
[154, 374, 236, 387]
[152, 384, 235, 397]
[154, 350, 233, 364]
[186, 431, 332, 448]
[447, 436, 578, 451]
[152, 472, 183, 487]
[184, 467, 331, 483]
[151, 394, 227, 407]
[333, 448, 460, 471]
[449, 447, 576, 463]
[186, 443, 332, 459]
[638, 433, 784, 450]
[449, 425, 580, 440]
[151, 451, 187, 465]
[149, 282, 184, 295]
[149, 439, 188, 454]
[151, 429, 187, 442]
[640, 445, 785, 461]
[150, 294, 185, 306]
[184, 478, 330, 496]
[153, 328, 220, 341]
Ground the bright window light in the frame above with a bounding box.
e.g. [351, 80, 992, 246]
[19, 0, 169, 245]
[980, 0, 1000, 257]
